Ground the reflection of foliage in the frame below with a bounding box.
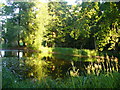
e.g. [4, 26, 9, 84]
[24, 57, 47, 80]
[46, 57, 70, 79]
[2, 57, 47, 80]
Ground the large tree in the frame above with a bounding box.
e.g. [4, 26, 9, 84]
[94, 2, 120, 51]
[3, 1, 50, 50]
[45, 1, 70, 47]
[2, 1, 120, 51]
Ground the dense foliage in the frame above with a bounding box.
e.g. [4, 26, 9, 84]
[45, 2, 120, 51]
[1, 1, 120, 51]
[1, 1, 120, 88]
[1, 0, 50, 50]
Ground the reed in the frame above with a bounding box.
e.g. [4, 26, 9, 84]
[85, 55, 119, 76]
[2, 57, 120, 88]
[2, 67, 120, 88]
[2, 48, 120, 88]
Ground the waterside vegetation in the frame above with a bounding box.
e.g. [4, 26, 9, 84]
[1, 0, 120, 88]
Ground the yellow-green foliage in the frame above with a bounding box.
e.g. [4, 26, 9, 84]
[41, 47, 97, 57]
[24, 57, 47, 80]
[39, 47, 98, 61]
[22, 1, 50, 50]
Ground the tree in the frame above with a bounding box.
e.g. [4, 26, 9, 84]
[94, 2, 120, 51]
[3, 1, 50, 50]
[2, 1, 120, 51]
[20, 1, 50, 50]
[45, 1, 70, 47]
[2, 2, 22, 47]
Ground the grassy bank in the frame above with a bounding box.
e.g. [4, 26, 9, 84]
[2, 67, 120, 88]
[41, 47, 98, 56]
[2, 47, 120, 88]
[2, 46, 119, 60]
[40, 47, 99, 61]
[41, 47, 119, 57]
[40, 47, 120, 61]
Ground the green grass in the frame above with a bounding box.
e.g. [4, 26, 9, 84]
[40, 47, 120, 62]
[2, 56, 120, 88]
[2, 66, 120, 88]
[2, 47, 120, 88]
[41, 47, 98, 56]
[40, 47, 99, 61]
[0, 45, 2, 49]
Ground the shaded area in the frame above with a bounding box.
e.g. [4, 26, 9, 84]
[0, 58, 2, 89]
[1, 49, 120, 88]
[2, 50, 119, 80]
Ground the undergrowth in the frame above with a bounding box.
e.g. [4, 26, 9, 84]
[2, 67, 120, 88]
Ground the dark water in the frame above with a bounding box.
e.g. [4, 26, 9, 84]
[1, 50, 119, 80]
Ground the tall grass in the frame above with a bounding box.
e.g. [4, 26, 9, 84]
[2, 55, 120, 88]
[84, 55, 119, 75]
[0, 59, 2, 89]
[2, 47, 120, 88]
[2, 67, 120, 88]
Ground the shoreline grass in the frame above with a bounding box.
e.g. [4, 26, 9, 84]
[2, 56, 120, 88]
[41, 47, 98, 56]
[1, 47, 120, 88]
[2, 66, 120, 88]
[40, 47, 120, 62]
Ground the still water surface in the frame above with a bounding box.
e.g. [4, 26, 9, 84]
[1, 50, 119, 80]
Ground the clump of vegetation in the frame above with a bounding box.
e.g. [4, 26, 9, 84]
[2, 66, 120, 88]
[2, 54, 120, 88]
[85, 55, 119, 75]
[1, 1, 120, 88]
[43, 47, 97, 57]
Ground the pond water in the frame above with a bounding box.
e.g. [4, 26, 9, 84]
[1, 50, 120, 80]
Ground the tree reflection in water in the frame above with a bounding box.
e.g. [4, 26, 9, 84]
[2, 51, 120, 81]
